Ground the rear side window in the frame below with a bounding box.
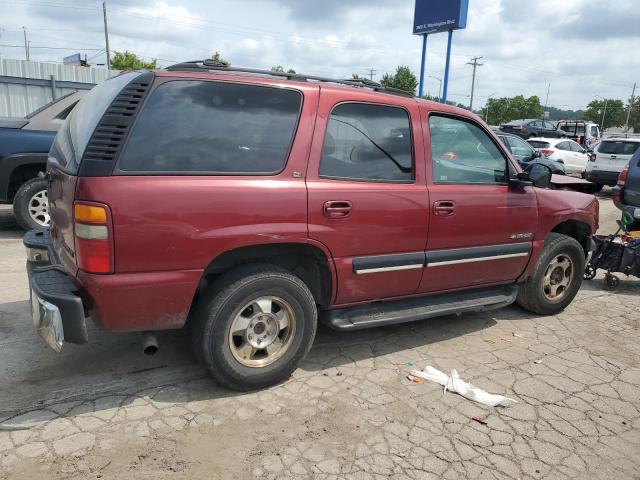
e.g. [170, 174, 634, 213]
[528, 140, 550, 149]
[598, 141, 640, 156]
[50, 72, 143, 174]
[319, 103, 413, 182]
[118, 80, 302, 174]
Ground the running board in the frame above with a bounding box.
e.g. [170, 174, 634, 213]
[321, 285, 518, 331]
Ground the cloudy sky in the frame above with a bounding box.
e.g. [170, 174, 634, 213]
[1, 0, 639, 110]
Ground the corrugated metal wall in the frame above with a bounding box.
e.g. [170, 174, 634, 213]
[0, 59, 119, 117]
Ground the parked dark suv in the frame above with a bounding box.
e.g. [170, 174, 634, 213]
[613, 148, 640, 229]
[0, 91, 84, 230]
[24, 62, 598, 391]
[500, 119, 567, 139]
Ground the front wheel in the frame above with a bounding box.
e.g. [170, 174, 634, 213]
[517, 233, 585, 315]
[191, 264, 317, 391]
[12, 177, 49, 231]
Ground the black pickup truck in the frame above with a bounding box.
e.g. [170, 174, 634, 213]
[0, 91, 84, 230]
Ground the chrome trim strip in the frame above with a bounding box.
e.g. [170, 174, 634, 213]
[427, 252, 529, 267]
[355, 263, 424, 275]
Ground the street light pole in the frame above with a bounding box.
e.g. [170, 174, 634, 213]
[428, 75, 442, 102]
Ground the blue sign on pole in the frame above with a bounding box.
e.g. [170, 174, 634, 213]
[413, 0, 468, 103]
[413, 0, 469, 35]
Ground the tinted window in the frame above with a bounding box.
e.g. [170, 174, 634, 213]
[505, 135, 534, 159]
[556, 141, 571, 150]
[429, 115, 507, 184]
[544, 121, 557, 130]
[119, 81, 301, 173]
[598, 141, 640, 156]
[50, 72, 142, 174]
[528, 140, 551, 149]
[319, 103, 413, 182]
[590, 126, 599, 137]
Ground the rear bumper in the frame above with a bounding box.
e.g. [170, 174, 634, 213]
[24, 230, 88, 352]
[584, 169, 620, 186]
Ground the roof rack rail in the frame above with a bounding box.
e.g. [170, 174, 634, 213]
[164, 60, 414, 98]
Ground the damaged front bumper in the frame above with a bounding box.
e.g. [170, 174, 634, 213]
[24, 230, 88, 352]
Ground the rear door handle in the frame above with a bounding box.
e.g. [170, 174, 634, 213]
[324, 201, 352, 219]
[434, 200, 455, 216]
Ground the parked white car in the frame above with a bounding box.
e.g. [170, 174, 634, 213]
[584, 137, 640, 191]
[527, 137, 589, 175]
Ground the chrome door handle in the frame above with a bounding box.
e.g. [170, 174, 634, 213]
[324, 201, 352, 219]
[433, 200, 455, 216]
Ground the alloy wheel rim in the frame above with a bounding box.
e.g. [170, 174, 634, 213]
[543, 254, 574, 303]
[28, 190, 50, 227]
[228, 295, 296, 368]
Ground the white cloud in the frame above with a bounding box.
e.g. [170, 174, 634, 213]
[0, 0, 638, 110]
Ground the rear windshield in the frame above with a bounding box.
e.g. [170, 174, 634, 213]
[528, 140, 551, 148]
[49, 72, 143, 174]
[598, 141, 640, 156]
[118, 80, 302, 174]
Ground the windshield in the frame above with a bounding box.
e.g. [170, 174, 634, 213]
[528, 140, 551, 149]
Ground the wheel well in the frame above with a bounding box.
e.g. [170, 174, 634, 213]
[7, 163, 44, 202]
[551, 220, 591, 255]
[199, 243, 333, 307]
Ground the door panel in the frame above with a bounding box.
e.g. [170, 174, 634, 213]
[419, 108, 538, 294]
[306, 88, 428, 305]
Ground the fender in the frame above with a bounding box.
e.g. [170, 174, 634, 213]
[518, 188, 598, 281]
[0, 152, 48, 202]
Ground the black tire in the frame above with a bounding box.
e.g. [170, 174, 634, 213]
[191, 264, 317, 391]
[517, 233, 585, 315]
[584, 264, 596, 280]
[12, 177, 49, 231]
[593, 183, 604, 193]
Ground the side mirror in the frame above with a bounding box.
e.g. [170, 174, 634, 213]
[527, 163, 553, 188]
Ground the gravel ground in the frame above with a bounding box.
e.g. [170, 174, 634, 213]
[0, 193, 639, 480]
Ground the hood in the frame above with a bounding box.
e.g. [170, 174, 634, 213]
[0, 117, 28, 129]
[550, 174, 598, 194]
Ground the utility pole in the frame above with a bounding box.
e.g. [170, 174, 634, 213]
[624, 82, 636, 132]
[367, 68, 376, 81]
[103, 1, 111, 69]
[543, 82, 550, 112]
[466, 56, 483, 111]
[22, 26, 29, 61]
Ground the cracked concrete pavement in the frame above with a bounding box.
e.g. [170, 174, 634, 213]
[1, 194, 639, 479]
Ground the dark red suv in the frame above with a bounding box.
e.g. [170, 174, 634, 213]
[25, 61, 598, 390]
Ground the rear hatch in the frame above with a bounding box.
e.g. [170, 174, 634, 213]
[594, 139, 640, 172]
[623, 149, 640, 207]
[47, 72, 150, 273]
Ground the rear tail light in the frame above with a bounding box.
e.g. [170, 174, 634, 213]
[617, 165, 629, 187]
[540, 149, 554, 157]
[74, 202, 113, 274]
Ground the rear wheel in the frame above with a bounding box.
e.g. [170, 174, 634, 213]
[12, 177, 49, 231]
[517, 233, 585, 315]
[191, 264, 317, 391]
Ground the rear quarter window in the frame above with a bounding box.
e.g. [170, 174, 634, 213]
[598, 141, 640, 156]
[117, 80, 302, 174]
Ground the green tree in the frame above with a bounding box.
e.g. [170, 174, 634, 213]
[210, 51, 230, 66]
[109, 51, 157, 70]
[351, 73, 363, 80]
[628, 97, 640, 132]
[479, 95, 544, 125]
[380, 66, 418, 94]
[271, 65, 296, 74]
[584, 99, 625, 130]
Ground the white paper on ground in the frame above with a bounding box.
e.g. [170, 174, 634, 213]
[410, 366, 517, 407]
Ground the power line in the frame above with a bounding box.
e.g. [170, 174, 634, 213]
[0, 43, 102, 51]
